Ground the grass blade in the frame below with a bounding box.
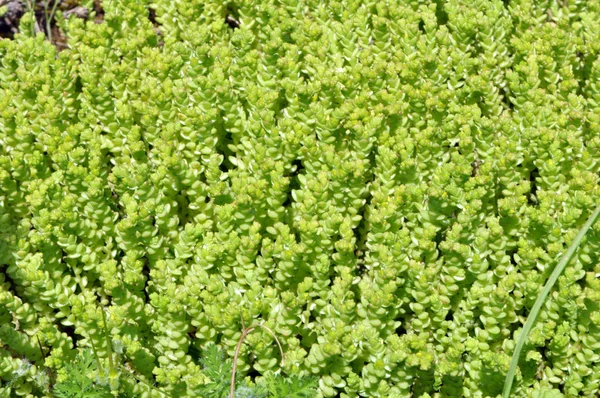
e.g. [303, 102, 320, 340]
[502, 203, 600, 397]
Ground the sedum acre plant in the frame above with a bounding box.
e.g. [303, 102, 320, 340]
[1, 0, 600, 397]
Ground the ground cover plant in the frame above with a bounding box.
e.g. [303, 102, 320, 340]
[1, 0, 600, 397]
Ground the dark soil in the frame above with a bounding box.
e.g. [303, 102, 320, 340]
[0, 0, 100, 49]
[0, 0, 25, 38]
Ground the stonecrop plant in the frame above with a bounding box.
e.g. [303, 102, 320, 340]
[1, 0, 600, 397]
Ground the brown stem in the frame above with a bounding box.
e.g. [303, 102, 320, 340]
[229, 324, 285, 398]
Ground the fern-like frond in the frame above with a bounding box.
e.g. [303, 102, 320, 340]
[52, 349, 112, 398]
[263, 373, 318, 398]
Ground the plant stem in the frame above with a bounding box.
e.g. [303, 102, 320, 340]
[89, 337, 105, 377]
[45, 0, 60, 43]
[100, 304, 119, 391]
[230, 324, 285, 398]
[42, 0, 48, 39]
[502, 203, 600, 397]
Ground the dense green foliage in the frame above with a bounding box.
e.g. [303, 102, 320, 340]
[1, 0, 600, 397]
[503, 204, 600, 398]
